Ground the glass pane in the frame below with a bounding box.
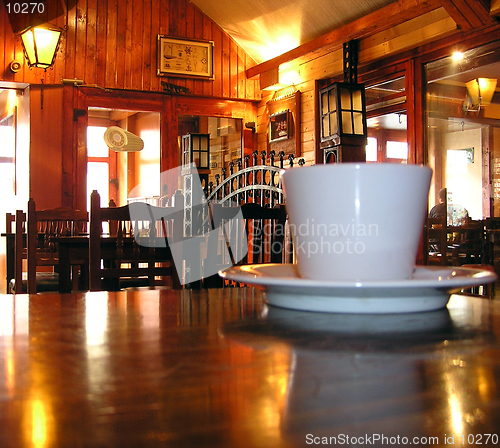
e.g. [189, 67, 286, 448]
[87, 127, 109, 157]
[329, 112, 337, 135]
[193, 153, 200, 167]
[342, 111, 352, 134]
[321, 92, 329, 115]
[192, 135, 200, 149]
[365, 76, 405, 112]
[200, 136, 208, 150]
[322, 116, 330, 137]
[0, 118, 15, 157]
[328, 89, 337, 112]
[87, 162, 109, 211]
[0, 163, 15, 192]
[352, 90, 363, 111]
[366, 137, 377, 162]
[201, 152, 208, 168]
[353, 112, 364, 135]
[425, 40, 500, 220]
[366, 113, 407, 164]
[386, 141, 408, 159]
[340, 88, 351, 110]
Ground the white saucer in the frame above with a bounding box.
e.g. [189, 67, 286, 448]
[219, 264, 497, 314]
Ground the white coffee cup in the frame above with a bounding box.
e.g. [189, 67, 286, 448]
[281, 163, 432, 282]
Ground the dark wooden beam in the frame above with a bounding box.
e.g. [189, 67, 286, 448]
[246, 0, 442, 79]
[436, 0, 496, 29]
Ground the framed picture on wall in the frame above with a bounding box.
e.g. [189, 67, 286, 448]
[269, 110, 290, 143]
[157, 36, 214, 79]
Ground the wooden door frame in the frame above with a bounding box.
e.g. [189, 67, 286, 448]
[69, 87, 258, 211]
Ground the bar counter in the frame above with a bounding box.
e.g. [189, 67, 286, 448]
[1, 288, 500, 447]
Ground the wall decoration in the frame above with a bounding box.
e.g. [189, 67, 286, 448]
[157, 36, 214, 79]
[267, 88, 301, 158]
[269, 110, 290, 143]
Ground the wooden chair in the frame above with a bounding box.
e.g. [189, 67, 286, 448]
[427, 216, 448, 266]
[4, 212, 17, 292]
[484, 217, 500, 269]
[449, 219, 485, 266]
[6, 212, 15, 233]
[27, 199, 89, 293]
[460, 264, 496, 299]
[202, 202, 288, 287]
[12, 210, 26, 293]
[89, 190, 183, 291]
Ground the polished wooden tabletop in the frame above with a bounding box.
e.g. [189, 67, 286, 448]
[1, 288, 500, 447]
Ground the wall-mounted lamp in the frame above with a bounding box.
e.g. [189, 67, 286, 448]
[318, 41, 367, 163]
[245, 121, 256, 133]
[19, 23, 63, 70]
[319, 82, 367, 147]
[463, 77, 497, 114]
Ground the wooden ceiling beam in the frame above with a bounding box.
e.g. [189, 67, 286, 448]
[246, 0, 442, 79]
[436, 0, 496, 28]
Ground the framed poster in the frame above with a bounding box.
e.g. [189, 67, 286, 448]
[157, 36, 214, 79]
[269, 110, 290, 143]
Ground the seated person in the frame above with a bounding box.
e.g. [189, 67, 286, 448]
[429, 188, 447, 219]
[429, 188, 469, 226]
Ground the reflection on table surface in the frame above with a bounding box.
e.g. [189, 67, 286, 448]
[0, 288, 499, 447]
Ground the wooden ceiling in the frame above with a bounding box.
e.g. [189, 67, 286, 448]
[190, 0, 499, 78]
[190, 0, 396, 64]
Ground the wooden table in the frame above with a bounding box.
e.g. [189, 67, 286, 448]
[56, 234, 207, 292]
[1, 288, 500, 447]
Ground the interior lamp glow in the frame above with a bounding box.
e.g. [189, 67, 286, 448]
[20, 24, 63, 70]
[464, 78, 497, 113]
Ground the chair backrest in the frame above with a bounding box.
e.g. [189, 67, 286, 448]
[210, 202, 287, 264]
[485, 217, 500, 266]
[450, 219, 485, 265]
[89, 190, 183, 291]
[203, 202, 288, 287]
[6, 212, 15, 234]
[427, 216, 447, 265]
[240, 202, 288, 264]
[14, 210, 26, 293]
[27, 198, 88, 293]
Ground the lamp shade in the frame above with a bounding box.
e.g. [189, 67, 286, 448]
[20, 24, 63, 69]
[319, 82, 367, 147]
[466, 78, 497, 107]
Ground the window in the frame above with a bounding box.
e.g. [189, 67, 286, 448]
[365, 76, 407, 164]
[366, 137, 377, 162]
[0, 110, 16, 194]
[87, 126, 110, 210]
[386, 141, 408, 160]
[425, 40, 500, 219]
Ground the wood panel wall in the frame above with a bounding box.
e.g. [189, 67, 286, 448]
[0, 0, 259, 100]
[254, 6, 497, 165]
[4, 0, 500, 208]
[0, 0, 260, 209]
